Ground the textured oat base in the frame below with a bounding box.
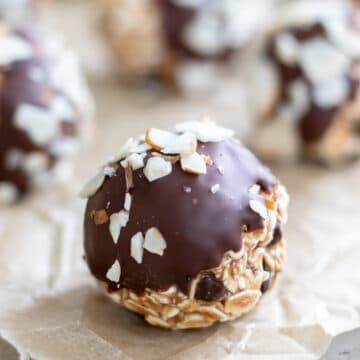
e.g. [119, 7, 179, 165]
[101, 184, 288, 329]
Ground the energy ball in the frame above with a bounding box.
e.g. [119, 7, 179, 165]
[0, 24, 93, 205]
[250, 1, 360, 165]
[81, 119, 289, 329]
[100, 0, 271, 94]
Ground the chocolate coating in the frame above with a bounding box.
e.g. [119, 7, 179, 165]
[84, 140, 277, 298]
[268, 21, 360, 143]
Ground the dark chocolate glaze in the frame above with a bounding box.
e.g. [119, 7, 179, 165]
[0, 29, 79, 196]
[268, 21, 360, 144]
[158, 0, 234, 62]
[84, 140, 278, 299]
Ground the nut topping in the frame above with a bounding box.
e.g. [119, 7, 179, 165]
[131, 232, 145, 264]
[144, 227, 167, 256]
[109, 210, 129, 244]
[106, 260, 121, 283]
[144, 157, 172, 182]
[180, 152, 207, 174]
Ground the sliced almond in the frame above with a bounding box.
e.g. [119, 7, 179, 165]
[109, 210, 129, 244]
[146, 128, 177, 151]
[113, 137, 139, 162]
[151, 152, 180, 164]
[125, 164, 134, 192]
[162, 132, 197, 156]
[180, 152, 207, 175]
[249, 199, 268, 219]
[175, 119, 234, 142]
[90, 209, 109, 225]
[103, 166, 116, 177]
[126, 153, 144, 170]
[106, 260, 121, 282]
[144, 227, 167, 256]
[124, 193, 132, 212]
[144, 157, 172, 182]
[114, 137, 151, 162]
[131, 232, 144, 264]
[78, 170, 105, 198]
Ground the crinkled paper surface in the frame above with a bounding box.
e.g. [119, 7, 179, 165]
[0, 1, 359, 359]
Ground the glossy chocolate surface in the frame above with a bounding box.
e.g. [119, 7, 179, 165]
[84, 140, 278, 298]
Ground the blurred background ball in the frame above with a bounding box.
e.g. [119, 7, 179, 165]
[0, 23, 93, 205]
[250, 0, 360, 165]
[100, 0, 273, 95]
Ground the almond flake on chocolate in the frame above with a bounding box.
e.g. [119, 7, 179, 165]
[162, 132, 197, 156]
[151, 152, 180, 164]
[14, 104, 60, 146]
[109, 210, 129, 244]
[79, 170, 106, 198]
[210, 184, 220, 194]
[249, 199, 268, 219]
[0, 35, 33, 65]
[120, 159, 128, 168]
[202, 155, 213, 165]
[124, 193, 132, 212]
[274, 32, 300, 66]
[90, 209, 109, 225]
[298, 38, 350, 85]
[144, 227, 167, 256]
[180, 152, 207, 175]
[175, 119, 234, 142]
[131, 232, 144, 264]
[146, 128, 177, 151]
[125, 165, 134, 191]
[287, 79, 310, 119]
[106, 260, 121, 282]
[326, 21, 360, 58]
[313, 77, 349, 108]
[126, 153, 144, 170]
[144, 157, 172, 182]
[103, 166, 116, 177]
[114, 137, 151, 162]
[183, 186, 192, 193]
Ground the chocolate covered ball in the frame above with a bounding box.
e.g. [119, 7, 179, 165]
[100, 0, 271, 94]
[0, 24, 93, 204]
[250, 1, 360, 165]
[81, 119, 289, 329]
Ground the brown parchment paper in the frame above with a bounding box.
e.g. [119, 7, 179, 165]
[0, 1, 360, 359]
